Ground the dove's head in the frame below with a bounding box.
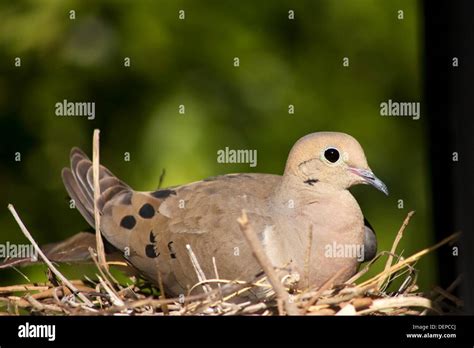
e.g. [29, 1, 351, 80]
[285, 132, 388, 195]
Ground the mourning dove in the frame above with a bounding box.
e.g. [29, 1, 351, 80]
[61, 132, 387, 297]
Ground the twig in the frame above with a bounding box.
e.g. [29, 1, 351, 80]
[26, 295, 64, 313]
[1, 296, 30, 308]
[357, 296, 437, 315]
[92, 129, 108, 270]
[212, 256, 223, 299]
[433, 286, 463, 307]
[396, 271, 417, 294]
[186, 244, 212, 293]
[434, 275, 462, 304]
[157, 168, 166, 189]
[420, 275, 463, 315]
[7, 204, 93, 306]
[316, 283, 377, 306]
[336, 303, 357, 315]
[188, 278, 271, 298]
[359, 232, 461, 288]
[242, 302, 268, 314]
[156, 269, 169, 315]
[97, 275, 124, 307]
[107, 292, 212, 313]
[221, 277, 270, 303]
[11, 266, 31, 283]
[345, 251, 386, 284]
[378, 211, 415, 288]
[237, 210, 300, 315]
[89, 248, 122, 301]
[0, 284, 49, 294]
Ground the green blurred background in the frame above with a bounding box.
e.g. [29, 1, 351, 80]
[0, 0, 433, 289]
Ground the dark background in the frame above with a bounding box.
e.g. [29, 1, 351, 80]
[424, 0, 474, 314]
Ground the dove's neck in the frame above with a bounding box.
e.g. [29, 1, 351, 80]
[271, 173, 341, 208]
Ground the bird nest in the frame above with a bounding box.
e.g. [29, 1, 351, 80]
[0, 207, 462, 316]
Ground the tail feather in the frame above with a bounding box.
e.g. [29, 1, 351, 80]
[76, 159, 95, 202]
[62, 168, 95, 227]
[62, 147, 130, 228]
[98, 185, 127, 211]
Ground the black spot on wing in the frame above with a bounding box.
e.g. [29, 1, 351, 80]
[146, 231, 159, 258]
[120, 215, 136, 229]
[139, 203, 155, 219]
[145, 245, 159, 258]
[149, 231, 156, 243]
[151, 189, 177, 199]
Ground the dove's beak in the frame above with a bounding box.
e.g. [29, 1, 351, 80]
[348, 167, 389, 196]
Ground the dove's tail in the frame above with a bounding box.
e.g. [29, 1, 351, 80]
[61, 147, 130, 228]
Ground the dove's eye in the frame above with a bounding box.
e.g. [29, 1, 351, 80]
[323, 148, 340, 163]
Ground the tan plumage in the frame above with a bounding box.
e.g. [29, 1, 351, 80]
[61, 132, 387, 298]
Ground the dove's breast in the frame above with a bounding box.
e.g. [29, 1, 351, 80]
[305, 191, 365, 286]
[265, 188, 365, 289]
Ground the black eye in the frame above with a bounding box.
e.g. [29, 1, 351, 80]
[324, 148, 340, 163]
